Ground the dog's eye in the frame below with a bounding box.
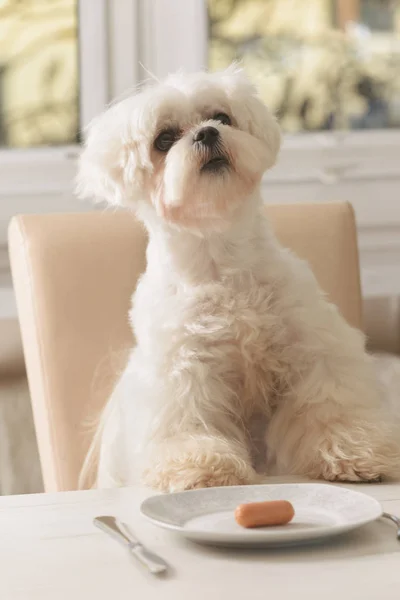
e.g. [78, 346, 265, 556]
[154, 130, 177, 152]
[213, 113, 232, 126]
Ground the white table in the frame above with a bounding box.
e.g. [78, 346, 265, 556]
[1, 479, 400, 600]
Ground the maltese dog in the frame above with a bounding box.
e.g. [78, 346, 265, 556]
[77, 66, 399, 492]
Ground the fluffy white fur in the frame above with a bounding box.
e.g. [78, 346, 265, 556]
[77, 66, 399, 492]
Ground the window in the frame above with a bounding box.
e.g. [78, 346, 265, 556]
[0, 0, 127, 207]
[0, 0, 397, 201]
[0, 0, 111, 155]
[142, 0, 400, 186]
[208, 0, 400, 133]
[0, 0, 79, 149]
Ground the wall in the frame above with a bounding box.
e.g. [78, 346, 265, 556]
[364, 297, 400, 354]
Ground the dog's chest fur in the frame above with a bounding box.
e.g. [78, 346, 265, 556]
[133, 268, 294, 419]
[189, 281, 280, 400]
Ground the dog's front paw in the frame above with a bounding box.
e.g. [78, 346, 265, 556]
[290, 418, 400, 484]
[143, 451, 257, 493]
[168, 457, 255, 493]
[315, 460, 383, 483]
[307, 440, 398, 483]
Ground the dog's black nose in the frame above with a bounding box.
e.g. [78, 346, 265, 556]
[193, 126, 219, 147]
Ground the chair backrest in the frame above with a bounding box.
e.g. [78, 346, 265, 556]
[8, 202, 362, 492]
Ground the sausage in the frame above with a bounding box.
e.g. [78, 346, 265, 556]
[234, 500, 295, 528]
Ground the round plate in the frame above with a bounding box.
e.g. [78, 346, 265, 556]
[140, 483, 382, 547]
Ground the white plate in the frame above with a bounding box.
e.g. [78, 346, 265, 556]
[140, 483, 382, 547]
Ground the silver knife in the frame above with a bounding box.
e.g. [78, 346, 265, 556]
[93, 515, 168, 575]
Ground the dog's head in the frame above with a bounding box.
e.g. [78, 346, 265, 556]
[77, 66, 281, 232]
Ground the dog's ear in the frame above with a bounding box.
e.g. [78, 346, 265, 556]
[221, 64, 281, 168]
[245, 93, 281, 168]
[76, 97, 151, 206]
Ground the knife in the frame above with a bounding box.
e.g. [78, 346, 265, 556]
[93, 515, 168, 575]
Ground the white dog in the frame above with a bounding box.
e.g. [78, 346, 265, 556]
[77, 66, 399, 492]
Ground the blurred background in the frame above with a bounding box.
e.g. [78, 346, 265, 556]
[0, 0, 399, 494]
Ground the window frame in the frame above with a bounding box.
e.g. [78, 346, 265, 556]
[0, 0, 139, 199]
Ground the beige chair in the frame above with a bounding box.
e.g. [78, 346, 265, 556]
[8, 203, 363, 492]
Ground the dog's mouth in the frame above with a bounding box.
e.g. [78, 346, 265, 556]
[201, 155, 230, 173]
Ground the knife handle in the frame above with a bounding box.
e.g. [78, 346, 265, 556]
[94, 516, 168, 575]
[128, 542, 169, 574]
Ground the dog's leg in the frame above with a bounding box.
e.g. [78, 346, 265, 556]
[261, 273, 400, 484]
[267, 347, 400, 483]
[139, 345, 258, 492]
[143, 433, 257, 492]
